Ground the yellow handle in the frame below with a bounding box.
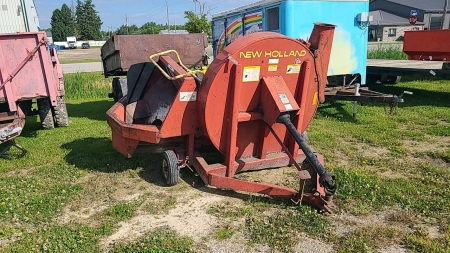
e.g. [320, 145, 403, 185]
[149, 49, 203, 81]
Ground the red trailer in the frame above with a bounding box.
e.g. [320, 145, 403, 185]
[403, 29, 450, 61]
[0, 32, 69, 157]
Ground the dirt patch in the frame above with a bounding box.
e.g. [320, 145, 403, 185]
[378, 170, 408, 179]
[203, 233, 271, 253]
[101, 189, 226, 250]
[294, 236, 334, 253]
[55, 171, 152, 225]
[235, 165, 299, 190]
[403, 138, 450, 154]
[332, 209, 414, 237]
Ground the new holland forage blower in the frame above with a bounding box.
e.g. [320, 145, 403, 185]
[106, 23, 337, 213]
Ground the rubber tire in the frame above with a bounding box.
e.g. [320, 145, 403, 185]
[54, 96, 69, 127]
[385, 75, 402, 84]
[37, 98, 55, 129]
[162, 150, 179, 186]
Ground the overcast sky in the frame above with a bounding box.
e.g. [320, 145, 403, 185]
[34, 0, 258, 30]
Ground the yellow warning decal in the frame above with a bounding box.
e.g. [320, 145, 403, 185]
[242, 66, 261, 82]
[268, 65, 278, 72]
[312, 92, 318, 105]
[286, 64, 301, 74]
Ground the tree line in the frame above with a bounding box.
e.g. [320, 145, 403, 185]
[112, 11, 210, 36]
[51, 2, 211, 41]
[51, 0, 102, 41]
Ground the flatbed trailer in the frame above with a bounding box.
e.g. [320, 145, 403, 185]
[366, 59, 450, 83]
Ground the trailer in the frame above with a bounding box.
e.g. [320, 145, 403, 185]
[367, 30, 450, 83]
[101, 33, 209, 102]
[210, 0, 404, 112]
[0, 32, 69, 157]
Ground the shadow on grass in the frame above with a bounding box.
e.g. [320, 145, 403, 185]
[66, 99, 114, 121]
[367, 83, 450, 108]
[20, 115, 39, 138]
[61, 138, 316, 209]
[316, 101, 355, 122]
[61, 137, 154, 173]
[61, 137, 180, 187]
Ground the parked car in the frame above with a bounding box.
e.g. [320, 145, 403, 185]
[81, 43, 90, 49]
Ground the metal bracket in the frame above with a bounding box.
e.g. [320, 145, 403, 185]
[0, 139, 27, 159]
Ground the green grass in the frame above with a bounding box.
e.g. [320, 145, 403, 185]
[367, 44, 408, 60]
[0, 72, 450, 252]
[63, 72, 111, 99]
[59, 58, 102, 64]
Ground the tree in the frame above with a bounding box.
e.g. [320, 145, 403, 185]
[50, 4, 78, 41]
[184, 11, 211, 36]
[115, 24, 139, 35]
[75, 0, 103, 40]
[139, 22, 160, 34]
[60, 4, 75, 37]
[50, 9, 65, 41]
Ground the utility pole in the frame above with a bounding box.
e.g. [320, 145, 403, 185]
[442, 0, 449, 29]
[166, 0, 170, 34]
[71, 0, 75, 18]
[107, 26, 113, 37]
[125, 15, 129, 34]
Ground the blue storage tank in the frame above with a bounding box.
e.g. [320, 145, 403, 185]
[211, 0, 370, 84]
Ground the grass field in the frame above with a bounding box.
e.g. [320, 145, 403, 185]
[59, 58, 102, 64]
[0, 72, 449, 252]
[367, 45, 409, 60]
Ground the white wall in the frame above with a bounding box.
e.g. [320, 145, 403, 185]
[0, 0, 40, 33]
[0, 0, 26, 33]
[54, 41, 107, 48]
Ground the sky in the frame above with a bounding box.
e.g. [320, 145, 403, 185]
[34, 0, 258, 31]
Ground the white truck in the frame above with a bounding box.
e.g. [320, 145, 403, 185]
[66, 36, 77, 49]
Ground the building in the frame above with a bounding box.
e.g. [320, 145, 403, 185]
[369, 10, 424, 42]
[0, 0, 40, 33]
[370, 0, 450, 30]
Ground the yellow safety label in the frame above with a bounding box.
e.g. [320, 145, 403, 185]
[268, 65, 278, 72]
[286, 64, 301, 74]
[242, 66, 261, 82]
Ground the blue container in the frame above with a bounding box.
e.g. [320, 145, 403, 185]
[211, 0, 370, 84]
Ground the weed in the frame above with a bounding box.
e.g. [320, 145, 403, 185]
[245, 205, 330, 252]
[405, 226, 450, 253]
[336, 225, 405, 253]
[143, 194, 177, 215]
[367, 45, 408, 60]
[63, 72, 111, 99]
[208, 202, 256, 218]
[1, 224, 100, 253]
[110, 226, 195, 253]
[216, 223, 235, 240]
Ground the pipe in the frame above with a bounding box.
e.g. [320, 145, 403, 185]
[353, 83, 360, 120]
[277, 113, 337, 198]
[308, 23, 336, 103]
